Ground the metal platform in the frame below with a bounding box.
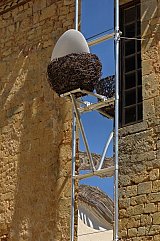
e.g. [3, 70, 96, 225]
[60, 88, 115, 118]
[74, 166, 114, 180]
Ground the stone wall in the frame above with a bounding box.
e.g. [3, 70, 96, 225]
[119, 0, 160, 240]
[0, 0, 75, 240]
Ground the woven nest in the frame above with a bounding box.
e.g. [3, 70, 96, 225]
[95, 75, 115, 98]
[95, 76, 115, 117]
[47, 53, 102, 97]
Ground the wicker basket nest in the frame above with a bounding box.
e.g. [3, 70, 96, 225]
[95, 75, 115, 98]
[47, 53, 102, 97]
[95, 75, 115, 117]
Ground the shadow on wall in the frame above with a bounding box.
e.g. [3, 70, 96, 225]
[0, 43, 72, 241]
[141, 1, 160, 52]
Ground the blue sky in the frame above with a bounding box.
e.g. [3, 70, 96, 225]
[79, 0, 115, 199]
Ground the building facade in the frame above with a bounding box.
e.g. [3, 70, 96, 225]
[0, 0, 75, 240]
[0, 0, 160, 241]
[119, 0, 160, 240]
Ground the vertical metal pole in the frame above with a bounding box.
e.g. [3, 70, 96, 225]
[114, 0, 119, 240]
[75, 0, 79, 31]
[70, 2, 79, 241]
[70, 109, 76, 241]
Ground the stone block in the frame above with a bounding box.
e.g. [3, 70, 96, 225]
[144, 203, 157, 213]
[0, 62, 7, 76]
[33, 0, 46, 12]
[119, 198, 130, 209]
[128, 228, 137, 237]
[119, 121, 148, 137]
[119, 218, 128, 231]
[148, 225, 160, 235]
[142, 59, 154, 75]
[43, 39, 53, 48]
[155, 96, 160, 118]
[40, 5, 56, 21]
[149, 169, 159, 181]
[119, 229, 127, 238]
[127, 204, 144, 216]
[143, 98, 156, 121]
[127, 216, 141, 229]
[153, 212, 160, 224]
[120, 129, 156, 155]
[119, 208, 128, 218]
[154, 234, 160, 241]
[126, 185, 138, 197]
[130, 194, 147, 206]
[132, 172, 149, 184]
[143, 73, 159, 100]
[152, 180, 160, 192]
[138, 181, 152, 194]
[119, 175, 131, 186]
[137, 227, 146, 236]
[119, 187, 127, 199]
[148, 192, 160, 202]
[141, 214, 152, 226]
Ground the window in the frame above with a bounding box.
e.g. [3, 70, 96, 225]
[120, 0, 143, 126]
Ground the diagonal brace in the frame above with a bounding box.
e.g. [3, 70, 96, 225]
[97, 131, 113, 170]
[70, 94, 96, 172]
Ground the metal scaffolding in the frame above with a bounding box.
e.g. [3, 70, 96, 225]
[61, 1, 120, 240]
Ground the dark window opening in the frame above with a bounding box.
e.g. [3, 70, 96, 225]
[125, 72, 136, 89]
[120, 0, 143, 126]
[125, 40, 135, 56]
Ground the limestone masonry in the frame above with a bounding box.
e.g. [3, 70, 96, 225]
[119, 0, 160, 240]
[0, 0, 75, 240]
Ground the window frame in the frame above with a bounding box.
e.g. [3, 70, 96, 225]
[119, 0, 143, 127]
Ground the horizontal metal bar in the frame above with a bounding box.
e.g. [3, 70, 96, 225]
[80, 89, 108, 101]
[60, 88, 82, 97]
[60, 88, 109, 101]
[78, 98, 114, 113]
[88, 32, 114, 47]
[121, 36, 145, 41]
[73, 166, 114, 180]
[76, 99, 114, 119]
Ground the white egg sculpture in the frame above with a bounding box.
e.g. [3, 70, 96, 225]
[51, 29, 90, 60]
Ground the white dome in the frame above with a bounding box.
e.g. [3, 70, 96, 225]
[51, 29, 90, 60]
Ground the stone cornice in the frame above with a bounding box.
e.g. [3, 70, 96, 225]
[79, 151, 113, 171]
[0, 0, 31, 15]
[79, 185, 114, 226]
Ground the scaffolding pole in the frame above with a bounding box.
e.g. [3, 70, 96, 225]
[88, 32, 114, 46]
[70, 109, 76, 241]
[75, 0, 79, 31]
[114, 0, 119, 240]
[70, 2, 79, 241]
